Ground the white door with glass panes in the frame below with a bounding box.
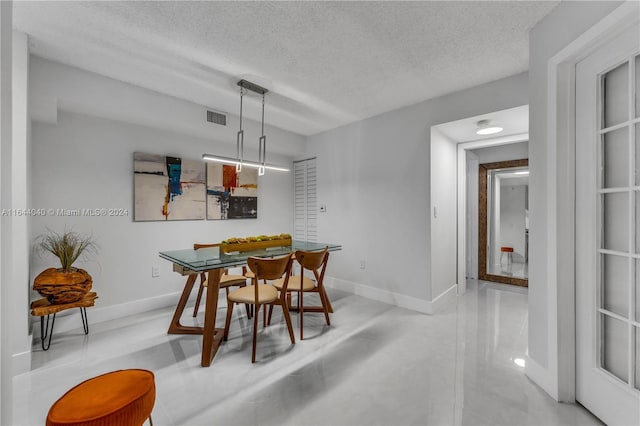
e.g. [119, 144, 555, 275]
[575, 22, 640, 426]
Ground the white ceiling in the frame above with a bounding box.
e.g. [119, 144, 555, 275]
[498, 170, 529, 187]
[13, 1, 558, 136]
[435, 104, 529, 143]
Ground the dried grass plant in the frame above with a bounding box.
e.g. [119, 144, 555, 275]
[35, 229, 98, 272]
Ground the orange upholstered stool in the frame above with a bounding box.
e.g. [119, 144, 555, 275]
[46, 369, 155, 426]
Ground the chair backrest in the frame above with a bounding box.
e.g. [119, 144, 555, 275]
[295, 247, 329, 282]
[247, 254, 293, 282]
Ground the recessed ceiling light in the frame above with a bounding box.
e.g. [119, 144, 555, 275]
[476, 119, 504, 135]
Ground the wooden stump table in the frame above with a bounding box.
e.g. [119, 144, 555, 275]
[30, 292, 98, 350]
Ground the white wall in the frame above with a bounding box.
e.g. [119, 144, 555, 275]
[471, 141, 528, 164]
[527, 0, 622, 399]
[430, 128, 457, 299]
[0, 2, 12, 423]
[30, 56, 304, 159]
[0, 18, 30, 426]
[305, 72, 528, 313]
[500, 184, 526, 262]
[29, 58, 303, 322]
[11, 30, 30, 375]
[465, 151, 479, 279]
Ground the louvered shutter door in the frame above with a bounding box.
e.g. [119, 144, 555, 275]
[294, 158, 317, 242]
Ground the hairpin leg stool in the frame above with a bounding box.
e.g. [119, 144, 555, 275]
[30, 292, 98, 351]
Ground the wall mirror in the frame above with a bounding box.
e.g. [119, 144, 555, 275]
[479, 159, 528, 286]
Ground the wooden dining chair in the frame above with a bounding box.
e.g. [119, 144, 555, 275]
[242, 266, 255, 280]
[224, 253, 296, 363]
[270, 247, 331, 340]
[192, 243, 250, 318]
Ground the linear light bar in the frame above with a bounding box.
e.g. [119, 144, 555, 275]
[202, 154, 289, 172]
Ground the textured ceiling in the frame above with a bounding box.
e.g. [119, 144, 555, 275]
[13, 1, 558, 136]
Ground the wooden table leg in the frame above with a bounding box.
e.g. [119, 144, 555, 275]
[201, 268, 225, 367]
[323, 287, 334, 313]
[168, 273, 203, 335]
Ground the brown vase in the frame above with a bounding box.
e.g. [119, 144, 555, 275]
[33, 267, 93, 304]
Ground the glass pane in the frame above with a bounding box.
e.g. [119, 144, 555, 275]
[602, 127, 629, 188]
[637, 191, 640, 254]
[602, 254, 628, 317]
[636, 55, 639, 119]
[603, 192, 629, 252]
[637, 259, 640, 322]
[602, 314, 628, 383]
[636, 326, 640, 391]
[603, 61, 629, 128]
[636, 124, 640, 185]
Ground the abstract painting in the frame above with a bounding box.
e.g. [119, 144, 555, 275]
[206, 163, 258, 219]
[134, 152, 206, 221]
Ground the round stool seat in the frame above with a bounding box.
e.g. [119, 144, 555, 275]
[500, 247, 514, 253]
[47, 369, 155, 426]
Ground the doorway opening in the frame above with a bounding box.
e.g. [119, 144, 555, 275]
[432, 104, 529, 294]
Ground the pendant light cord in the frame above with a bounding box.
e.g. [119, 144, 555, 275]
[239, 87, 245, 129]
[236, 87, 247, 171]
[261, 94, 265, 137]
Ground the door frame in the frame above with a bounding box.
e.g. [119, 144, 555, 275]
[478, 158, 529, 287]
[537, 1, 640, 402]
[456, 133, 528, 295]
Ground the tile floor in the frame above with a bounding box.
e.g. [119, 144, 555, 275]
[487, 262, 529, 280]
[13, 280, 600, 425]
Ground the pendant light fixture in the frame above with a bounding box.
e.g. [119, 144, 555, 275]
[203, 79, 289, 174]
[258, 92, 266, 176]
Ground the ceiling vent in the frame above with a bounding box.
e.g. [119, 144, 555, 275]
[207, 110, 227, 126]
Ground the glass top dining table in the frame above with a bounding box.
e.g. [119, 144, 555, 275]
[158, 240, 341, 367]
[159, 240, 342, 272]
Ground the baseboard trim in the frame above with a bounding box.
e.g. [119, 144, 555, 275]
[431, 284, 458, 312]
[525, 356, 558, 401]
[324, 277, 456, 315]
[31, 290, 188, 339]
[12, 350, 31, 376]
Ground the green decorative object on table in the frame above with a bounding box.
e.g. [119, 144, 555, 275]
[220, 233, 291, 253]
